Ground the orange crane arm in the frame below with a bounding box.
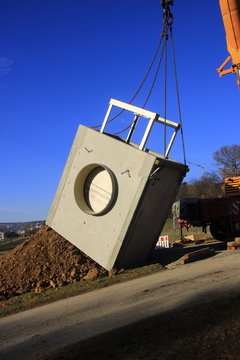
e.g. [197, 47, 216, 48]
[217, 0, 240, 83]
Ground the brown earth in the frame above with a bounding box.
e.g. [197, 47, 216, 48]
[0, 226, 108, 300]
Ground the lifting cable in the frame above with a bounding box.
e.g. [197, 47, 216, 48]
[108, 26, 169, 137]
[161, 0, 186, 164]
[163, 18, 168, 155]
[91, 31, 165, 130]
[91, 1, 187, 165]
[169, 20, 187, 165]
[114, 36, 167, 136]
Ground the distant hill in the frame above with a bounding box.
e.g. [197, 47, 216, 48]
[0, 221, 45, 232]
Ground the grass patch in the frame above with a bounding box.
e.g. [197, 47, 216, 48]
[0, 237, 26, 256]
[0, 263, 163, 318]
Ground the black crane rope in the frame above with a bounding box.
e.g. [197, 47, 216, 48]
[91, 30, 165, 130]
[90, 1, 186, 165]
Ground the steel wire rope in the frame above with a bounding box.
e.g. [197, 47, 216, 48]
[163, 24, 168, 156]
[169, 25, 187, 165]
[91, 31, 165, 130]
[137, 19, 168, 155]
[115, 2, 187, 166]
[113, 35, 167, 136]
[161, 3, 173, 158]
[90, 1, 187, 166]
[142, 33, 167, 109]
[112, 122, 135, 136]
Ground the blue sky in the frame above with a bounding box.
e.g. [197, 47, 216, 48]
[1, 0, 239, 222]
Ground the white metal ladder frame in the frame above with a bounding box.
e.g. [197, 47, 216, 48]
[100, 98, 180, 157]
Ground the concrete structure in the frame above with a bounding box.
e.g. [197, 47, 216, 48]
[47, 99, 187, 270]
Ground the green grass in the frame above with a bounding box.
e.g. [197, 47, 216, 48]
[0, 263, 163, 318]
[0, 237, 26, 256]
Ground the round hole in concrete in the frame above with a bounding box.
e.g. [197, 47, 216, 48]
[74, 164, 118, 216]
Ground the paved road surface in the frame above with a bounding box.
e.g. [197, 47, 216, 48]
[1, 250, 240, 360]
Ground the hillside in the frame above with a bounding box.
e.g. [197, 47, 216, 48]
[0, 221, 45, 232]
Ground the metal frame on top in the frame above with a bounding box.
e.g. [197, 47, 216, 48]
[100, 98, 180, 157]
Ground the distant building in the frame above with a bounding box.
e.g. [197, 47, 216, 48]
[23, 222, 45, 236]
[0, 231, 5, 242]
[35, 222, 43, 230]
[17, 229, 26, 236]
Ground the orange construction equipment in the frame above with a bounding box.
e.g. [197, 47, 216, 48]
[217, 0, 240, 85]
[224, 176, 240, 197]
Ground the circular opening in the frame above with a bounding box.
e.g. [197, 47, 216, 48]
[84, 167, 113, 213]
[74, 164, 118, 216]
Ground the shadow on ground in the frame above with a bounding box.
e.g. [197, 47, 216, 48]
[38, 288, 240, 360]
[150, 241, 227, 266]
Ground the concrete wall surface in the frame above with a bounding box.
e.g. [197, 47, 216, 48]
[47, 126, 187, 270]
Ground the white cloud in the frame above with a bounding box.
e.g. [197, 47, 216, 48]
[0, 57, 13, 75]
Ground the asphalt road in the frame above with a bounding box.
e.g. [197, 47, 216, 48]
[1, 250, 240, 360]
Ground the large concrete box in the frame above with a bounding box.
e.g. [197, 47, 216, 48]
[47, 125, 187, 270]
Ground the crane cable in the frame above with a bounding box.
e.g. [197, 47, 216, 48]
[114, 33, 167, 136]
[161, 0, 186, 164]
[163, 16, 168, 156]
[169, 25, 187, 165]
[91, 30, 165, 130]
[109, 23, 170, 137]
[91, 1, 187, 166]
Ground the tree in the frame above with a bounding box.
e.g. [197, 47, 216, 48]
[213, 145, 240, 178]
[177, 172, 222, 200]
[5, 231, 19, 239]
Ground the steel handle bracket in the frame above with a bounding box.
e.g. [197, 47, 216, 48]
[100, 98, 180, 154]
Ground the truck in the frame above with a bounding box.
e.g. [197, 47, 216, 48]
[172, 177, 240, 242]
[171, 0, 240, 242]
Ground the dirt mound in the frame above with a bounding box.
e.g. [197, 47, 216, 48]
[0, 226, 108, 300]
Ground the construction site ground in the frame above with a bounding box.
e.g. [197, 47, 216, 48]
[1, 247, 240, 360]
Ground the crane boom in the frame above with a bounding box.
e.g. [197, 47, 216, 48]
[217, 0, 240, 84]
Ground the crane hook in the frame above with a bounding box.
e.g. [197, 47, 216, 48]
[161, 0, 174, 25]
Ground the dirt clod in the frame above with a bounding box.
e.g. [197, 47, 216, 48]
[83, 267, 99, 280]
[108, 268, 118, 277]
[0, 226, 108, 300]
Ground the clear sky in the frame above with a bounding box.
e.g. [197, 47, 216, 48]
[1, 0, 239, 222]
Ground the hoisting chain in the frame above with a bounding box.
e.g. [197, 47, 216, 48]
[91, 31, 165, 130]
[169, 25, 187, 165]
[90, 1, 187, 166]
[114, 21, 169, 137]
[91, 1, 173, 133]
[161, 0, 186, 165]
[114, 29, 168, 137]
[163, 22, 168, 156]
[142, 30, 167, 109]
[161, 0, 173, 25]
[162, 0, 173, 156]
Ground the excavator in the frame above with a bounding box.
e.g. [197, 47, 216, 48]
[171, 0, 240, 241]
[162, 0, 240, 86]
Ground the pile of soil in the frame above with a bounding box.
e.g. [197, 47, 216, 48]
[0, 226, 108, 300]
